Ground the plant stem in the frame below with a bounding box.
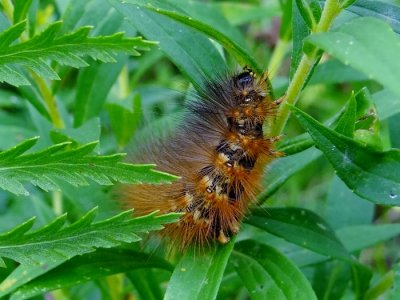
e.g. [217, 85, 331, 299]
[52, 191, 63, 216]
[118, 65, 130, 99]
[31, 71, 65, 216]
[268, 37, 290, 80]
[270, 0, 341, 136]
[32, 73, 65, 214]
[30, 72, 65, 129]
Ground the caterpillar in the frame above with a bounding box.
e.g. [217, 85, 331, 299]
[121, 69, 280, 249]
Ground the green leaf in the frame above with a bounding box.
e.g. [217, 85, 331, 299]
[351, 263, 373, 299]
[347, 0, 400, 34]
[61, 0, 92, 33]
[312, 261, 350, 300]
[167, 0, 249, 51]
[10, 249, 172, 300]
[0, 137, 178, 196]
[389, 264, 400, 300]
[0, 20, 155, 87]
[290, 0, 310, 79]
[0, 208, 179, 265]
[216, 269, 245, 299]
[306, 17, 400, 98]
[280, 0, 293, 40]
[276, 88, 373, 155]
[0, 208, 180, 297]
[214, 1, 280, 26]
[74, 57, 127, 127]
[287, 221, 400, 268]
[164, 239, 234, 300]
[340, 0, 357, 9]
[50, 118, 101, 147]
[276, 133, 315, 155]
[336, 223, 400, 252]
[363, 269, 394, 300]
[13, 0, 34, 23]
[108, 0, 227, 89]
[127, 269, 164, 300]
[232, 241, 317, 300]
[107, 94, 142, 148]
[247, 208, 350, 261]
[144, 4, 261, 73]
[72, 6, 128, 127]
[333, 92, 356, 137]
[309, 59, 368, 85]
[259, 147, 321, 200]
[0, 124, 35, 151]
[295, 0, 321, 30]
[325, 176, 374, 230]
[290, 105, 400, 205]
[373, 89, 400, 120]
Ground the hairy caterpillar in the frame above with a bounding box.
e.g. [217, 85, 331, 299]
[121, 69, 279, 249]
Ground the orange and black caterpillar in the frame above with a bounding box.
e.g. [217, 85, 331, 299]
[122, 69, 279, 249]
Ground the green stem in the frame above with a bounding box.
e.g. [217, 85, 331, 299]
[30, 73, 65, 215]
[52, 191, 63, 216]
[267, 38, 290, 80]
[30, 72, 65, 129]
[118, 65, 130, 99]
[270, 0, 341, 136]
[315, 0, 341, 33]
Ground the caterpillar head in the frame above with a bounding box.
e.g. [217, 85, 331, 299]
[232, 69, 266, 107]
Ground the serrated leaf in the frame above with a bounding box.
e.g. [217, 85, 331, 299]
[164, 238, 234, 300]
[10, 249, 172, 300]
[0, 137, 178, 196]
[0, 208, 180, 297]
[0, 20, 156, 87]
[305, 17, 400, 98]
[290, 105, 400, 205]
[232, 241, 317, 300]
[247, 208, 351, 261]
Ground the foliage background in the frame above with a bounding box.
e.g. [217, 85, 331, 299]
[0, 0, 399, 299]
